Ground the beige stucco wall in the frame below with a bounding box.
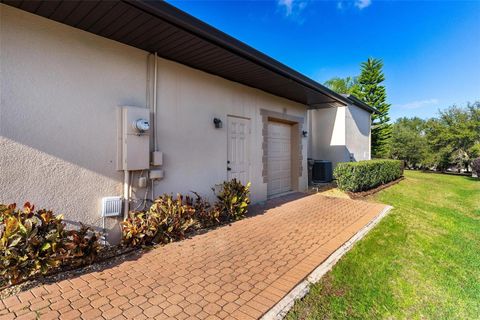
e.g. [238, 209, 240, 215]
[0, 5, 307, 242]
[153, 58, 308, 204]
[308, 107, 349, 168]
[308, 104, 371, 168]
[346, 104, 371, 161]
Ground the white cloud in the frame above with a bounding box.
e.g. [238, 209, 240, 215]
[397, 99, 439, 109]
[337, 0, 372, 11]
[278, 0, 294, 16]
[277, 0, 309, 19]
[354, 0, 372, 10]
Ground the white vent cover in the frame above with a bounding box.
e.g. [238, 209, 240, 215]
[101, 196, 123, 217]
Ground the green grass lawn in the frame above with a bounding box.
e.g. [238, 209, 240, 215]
[287, 171, 480, 319]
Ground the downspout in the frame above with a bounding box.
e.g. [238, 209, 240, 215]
[152, 52, 158, 201]
[123, 53, 158, 219]
[123, 170, 129, 218]
[153, 52, 158, 151]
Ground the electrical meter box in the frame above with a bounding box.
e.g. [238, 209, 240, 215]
[117, 106, 150, 171]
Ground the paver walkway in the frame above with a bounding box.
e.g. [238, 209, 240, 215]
[0, 193, 387, 320]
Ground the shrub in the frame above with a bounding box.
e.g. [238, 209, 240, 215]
[472, 157, 480, 177]
[187, 192, 219, 228]
[121, 194, 196, 247]
[149, 194, 196, 243]
[122, 180, 251, 247]
[64, 225, 100, 267]
[120, 211, 156, 248]
[334, 159, 404, 192]
[213, 179, 251, 221]
[0, 203, 99, 285]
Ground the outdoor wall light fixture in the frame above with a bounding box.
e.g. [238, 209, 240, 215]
[302, 130, 308, 137]
[213, 118, 223, 129]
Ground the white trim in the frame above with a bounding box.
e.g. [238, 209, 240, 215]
[261, 205, 393, 320]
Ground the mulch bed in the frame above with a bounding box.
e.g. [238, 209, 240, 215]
[0, 245, 139, 300]
[347, 177, 405, 199]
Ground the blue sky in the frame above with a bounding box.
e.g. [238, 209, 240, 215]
[169, 0, 480, 121]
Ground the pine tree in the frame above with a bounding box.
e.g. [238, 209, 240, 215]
[353, 58, 392, 158]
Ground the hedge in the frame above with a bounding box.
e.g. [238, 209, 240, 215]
[333, 159, 404, 192]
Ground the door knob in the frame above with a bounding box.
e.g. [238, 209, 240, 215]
[227, 167, 232, 171]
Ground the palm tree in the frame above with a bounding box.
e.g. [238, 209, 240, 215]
[324, 76, 358, 94]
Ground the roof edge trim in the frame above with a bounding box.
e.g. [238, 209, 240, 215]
[124, 0, 350, 107]
[341, 94, 379, 114]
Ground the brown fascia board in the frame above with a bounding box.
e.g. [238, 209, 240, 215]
[125, 0, 349, 107]
[341, 94, 380, 114]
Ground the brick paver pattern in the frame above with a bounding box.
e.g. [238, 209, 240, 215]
[0, 193, 387, 320]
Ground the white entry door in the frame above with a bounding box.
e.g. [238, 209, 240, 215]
[227, 116, 250, 185]
[267, 121, 292, 197]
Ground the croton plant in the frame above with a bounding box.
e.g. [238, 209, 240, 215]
[0, 202, 99, 286]
[121, 179, 251, 248]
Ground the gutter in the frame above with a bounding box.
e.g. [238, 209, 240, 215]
[341, 94, 380, 114]
[124, 0, 349, 107]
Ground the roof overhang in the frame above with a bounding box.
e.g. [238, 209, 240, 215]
[3, 0, 349, 108]
[341, 94, 379, 114]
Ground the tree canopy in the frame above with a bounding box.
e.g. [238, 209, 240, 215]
[323, 59, 478, 170]
[390, 117, 428, 169]
[389, 102, 480, 171]
[324, 76, 358, 95]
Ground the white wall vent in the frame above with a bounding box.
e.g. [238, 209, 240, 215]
[101, 196, 123, 217]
